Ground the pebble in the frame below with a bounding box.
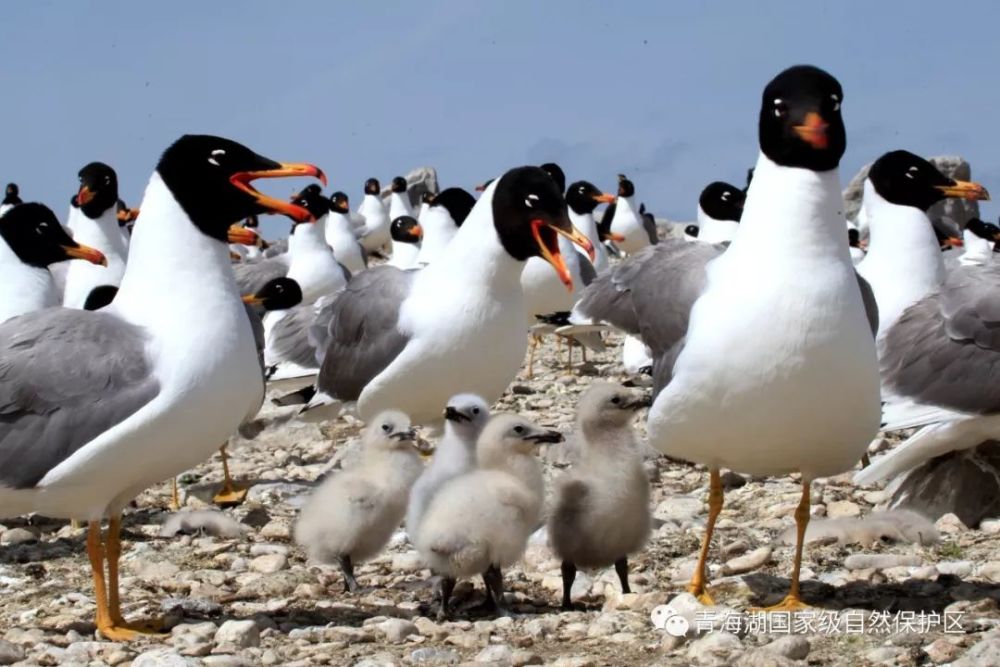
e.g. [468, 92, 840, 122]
[410, 647, 461, 664]
[550, 659, 596, 667]
[734, 653, 800, 667]
[923, 637, 963, 664]
[722, 546, 772, 575]
[826, 500, 861, 518]
[249, 553, 287, 574]
[936, 560, 973, 577]
[132, 649, 199, 667]
[978, 561, 1000, 582]
[376, 618, 418, 643]
[656, 496, 704, 523]
[214, 620, 260, 649]
[0, 527, 38, 545]
[686, 631, 744, 666]
[476, 643, 514, 663]
[844, 554, 922, 570]
[935, 513, 968, 534]
[980, 518, 1000, 535]
[761, 635, 810, 660]
[864, 646, 907, 665]
[952, 637, 1000, 666]
[0, 640, 25, 665]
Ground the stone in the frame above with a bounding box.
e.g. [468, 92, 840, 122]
[761, 635, 810, 660]
[132, 649, 199, 667]
[951, 637, 1000, 666]
[844, 554, 922, 570]
[923, 637, 963, 664]
[656, 496, 704, 523]
[888, 444, 1000, 528]
[391, 551, 425, 573]
[722, 546, 772, 575]
[936, 560, 973, 577]
[476, 643, 514, 663]
[550, 659, 596, 667]
[0, 527, 38, 545]
[376, 618, 418, 643]
[686, 631, 744, 666]
[203, 657, 253, 667]
[0, 640, 25, 665]
[160, 510, 245, 538]
[250, 553, 287, 574]
[978, 561, 1000, 582]
[734, 652, 799, 667]
[410, 647, 461, 664]
[864, 646, 906, 665]
[214, 620, 260, 649]
[826, 500, 861, 518]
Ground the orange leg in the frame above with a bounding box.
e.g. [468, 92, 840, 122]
[213, 444, 247, 506]
[752, 479, 811, 612]
[687, 468, 722, 605]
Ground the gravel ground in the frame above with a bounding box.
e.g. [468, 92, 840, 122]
[1, 332, 999, 666]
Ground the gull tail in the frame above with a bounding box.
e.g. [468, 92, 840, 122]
[854, 420, 981, 486]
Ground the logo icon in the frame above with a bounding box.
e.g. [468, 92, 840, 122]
[651, 605, 690, 637]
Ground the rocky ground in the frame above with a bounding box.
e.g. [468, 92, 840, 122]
[1, 333, 999, 667]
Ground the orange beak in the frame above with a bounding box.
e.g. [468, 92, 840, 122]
[241, 293, 264, 306]
[793, 112, 829, 149]
[77, 185, 95, 206]
[230, 251, 242, 261]
[410, 224, 423, 241]
[63, 243, 107, 266]
[935, 180, 991, 202]
[554, 223, 596, 261]
[230, 162, 327, 222]
[227, 225, 264, 246]
[531, 219, 573, 290]
[592, 193, 616, 204]
[943, 236, 964, 248]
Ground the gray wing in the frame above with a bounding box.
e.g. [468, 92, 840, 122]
[856, 272, 879, 337]
[642, 212, 659, 245]
[244, 304, 266, 370]
[0, 309, 160, 489]
[263, 239, 288, 258]
[316, 266, 415, 401]
[232, 257, 288, 295]
[268, 304, 321, 369]
[881, 264, 1000, 414]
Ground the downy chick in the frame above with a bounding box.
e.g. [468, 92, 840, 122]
[295, 411, 424, 592]
[548, 382, 651, 609]
[416, 414, 562, 619]
[406, 394, 491, 542]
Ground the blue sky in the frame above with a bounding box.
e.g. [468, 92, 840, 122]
[2, 1, 998, 238]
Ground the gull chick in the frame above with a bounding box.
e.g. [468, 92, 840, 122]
[548, 382, 651, 608]
[295, 411, 423, 592]
[416, 414, 562, 619]
[406, 394, 491, 542]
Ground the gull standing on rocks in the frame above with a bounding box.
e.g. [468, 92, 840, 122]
[0, 135, 324, 639]
[646, 65, 882, 611]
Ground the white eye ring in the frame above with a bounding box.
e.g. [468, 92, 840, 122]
[208, 158, 220, 166]
[211, 149, 225, 156]
[721, 192, 730, 201]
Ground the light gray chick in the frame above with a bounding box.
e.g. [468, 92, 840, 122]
[547, 382, 651, 609]
[406, 393, 491, 542]
[295, 410, 424, 592]
[416, 414, 562, 619]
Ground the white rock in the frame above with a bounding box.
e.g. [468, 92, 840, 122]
[936, 560, 973, 577]
[844, 554, 922, 570]
[826, 500, 861, 518]
[213, 620, 260, 649]
[722, 546, 772, 575]
[410, 647, 460, 664]
[761, 635, 810, 660]
[686, 631, 744, 666]
[377, 618, 418, 644]
[978, 561, 1000, 583]
[250, 553, 287, 574]
[476, 644, 514, 663]
[132, 649, 199, 667]
[656, 496, 704, 523]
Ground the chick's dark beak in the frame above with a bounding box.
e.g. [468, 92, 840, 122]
[524, 429, 564, 445]
[443, 406, 471, 423]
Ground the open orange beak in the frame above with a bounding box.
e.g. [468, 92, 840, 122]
[63, 242, 107, 266]
[241, 293, 264, 306]
[227, 225, 265, 247]
[592, 193, 616, 204]
[116, 208, 139, 223]
[935, 180, 991, 201]
[77, 185, 95, 206]
[555, 223, 596, 261]
[793, 112, 829, 149]
[530, 218, 595, 291]
[606, 231, 627, 243]
[230, 162, 327, 222]
[943, 236, 964, 248]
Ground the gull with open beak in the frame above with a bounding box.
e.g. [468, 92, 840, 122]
[307, 165, 595, 425]
[0, 134, 325, 640]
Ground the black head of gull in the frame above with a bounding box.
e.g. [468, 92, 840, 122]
[492, 165, 595, 289]
[242, 276, 303, 311]
[565, 180, 616, 215]
[390, 176, 408, 193]
[83, 285, 119, 311]
[429, 187, 476, 227]
[848, 228, 861, 248]
[685, 224, 700, 238]
[391, 215, 422, 244]
[868, 150, 990, 212]
[759, 65, 846, 171]
[967, 217, 1000, 243]
[364, 177, 381, 195]
[422, 191, 436, 205]
[616, 174, 635, 198]
[698, 181, 745, 222]
[0, 202, 107, 267]
[329, 191, 351, 214]
[157, 134, 326, 242]
[540, 162, 567, 194]
[74, 162, 119, 219]
[289, 183, 332, 220]
[3, 182, 21, 205]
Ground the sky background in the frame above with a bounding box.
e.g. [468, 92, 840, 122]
[2, 1, 998, 239]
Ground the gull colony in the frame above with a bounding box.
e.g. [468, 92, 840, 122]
[0, 64, 996, 641]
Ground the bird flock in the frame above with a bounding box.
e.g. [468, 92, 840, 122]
[0, 63, 997, 643]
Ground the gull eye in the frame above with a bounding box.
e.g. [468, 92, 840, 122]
[513, 425, 525, 434]
[208, 149, 226, 167]
[611, 396, 621, 405]
[831, 94, 841, 112]
[721, 192, 730, 201]
[472, 407, 480, 415]
[381, 423, 391, 433]
[773, 98, 786, 118]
